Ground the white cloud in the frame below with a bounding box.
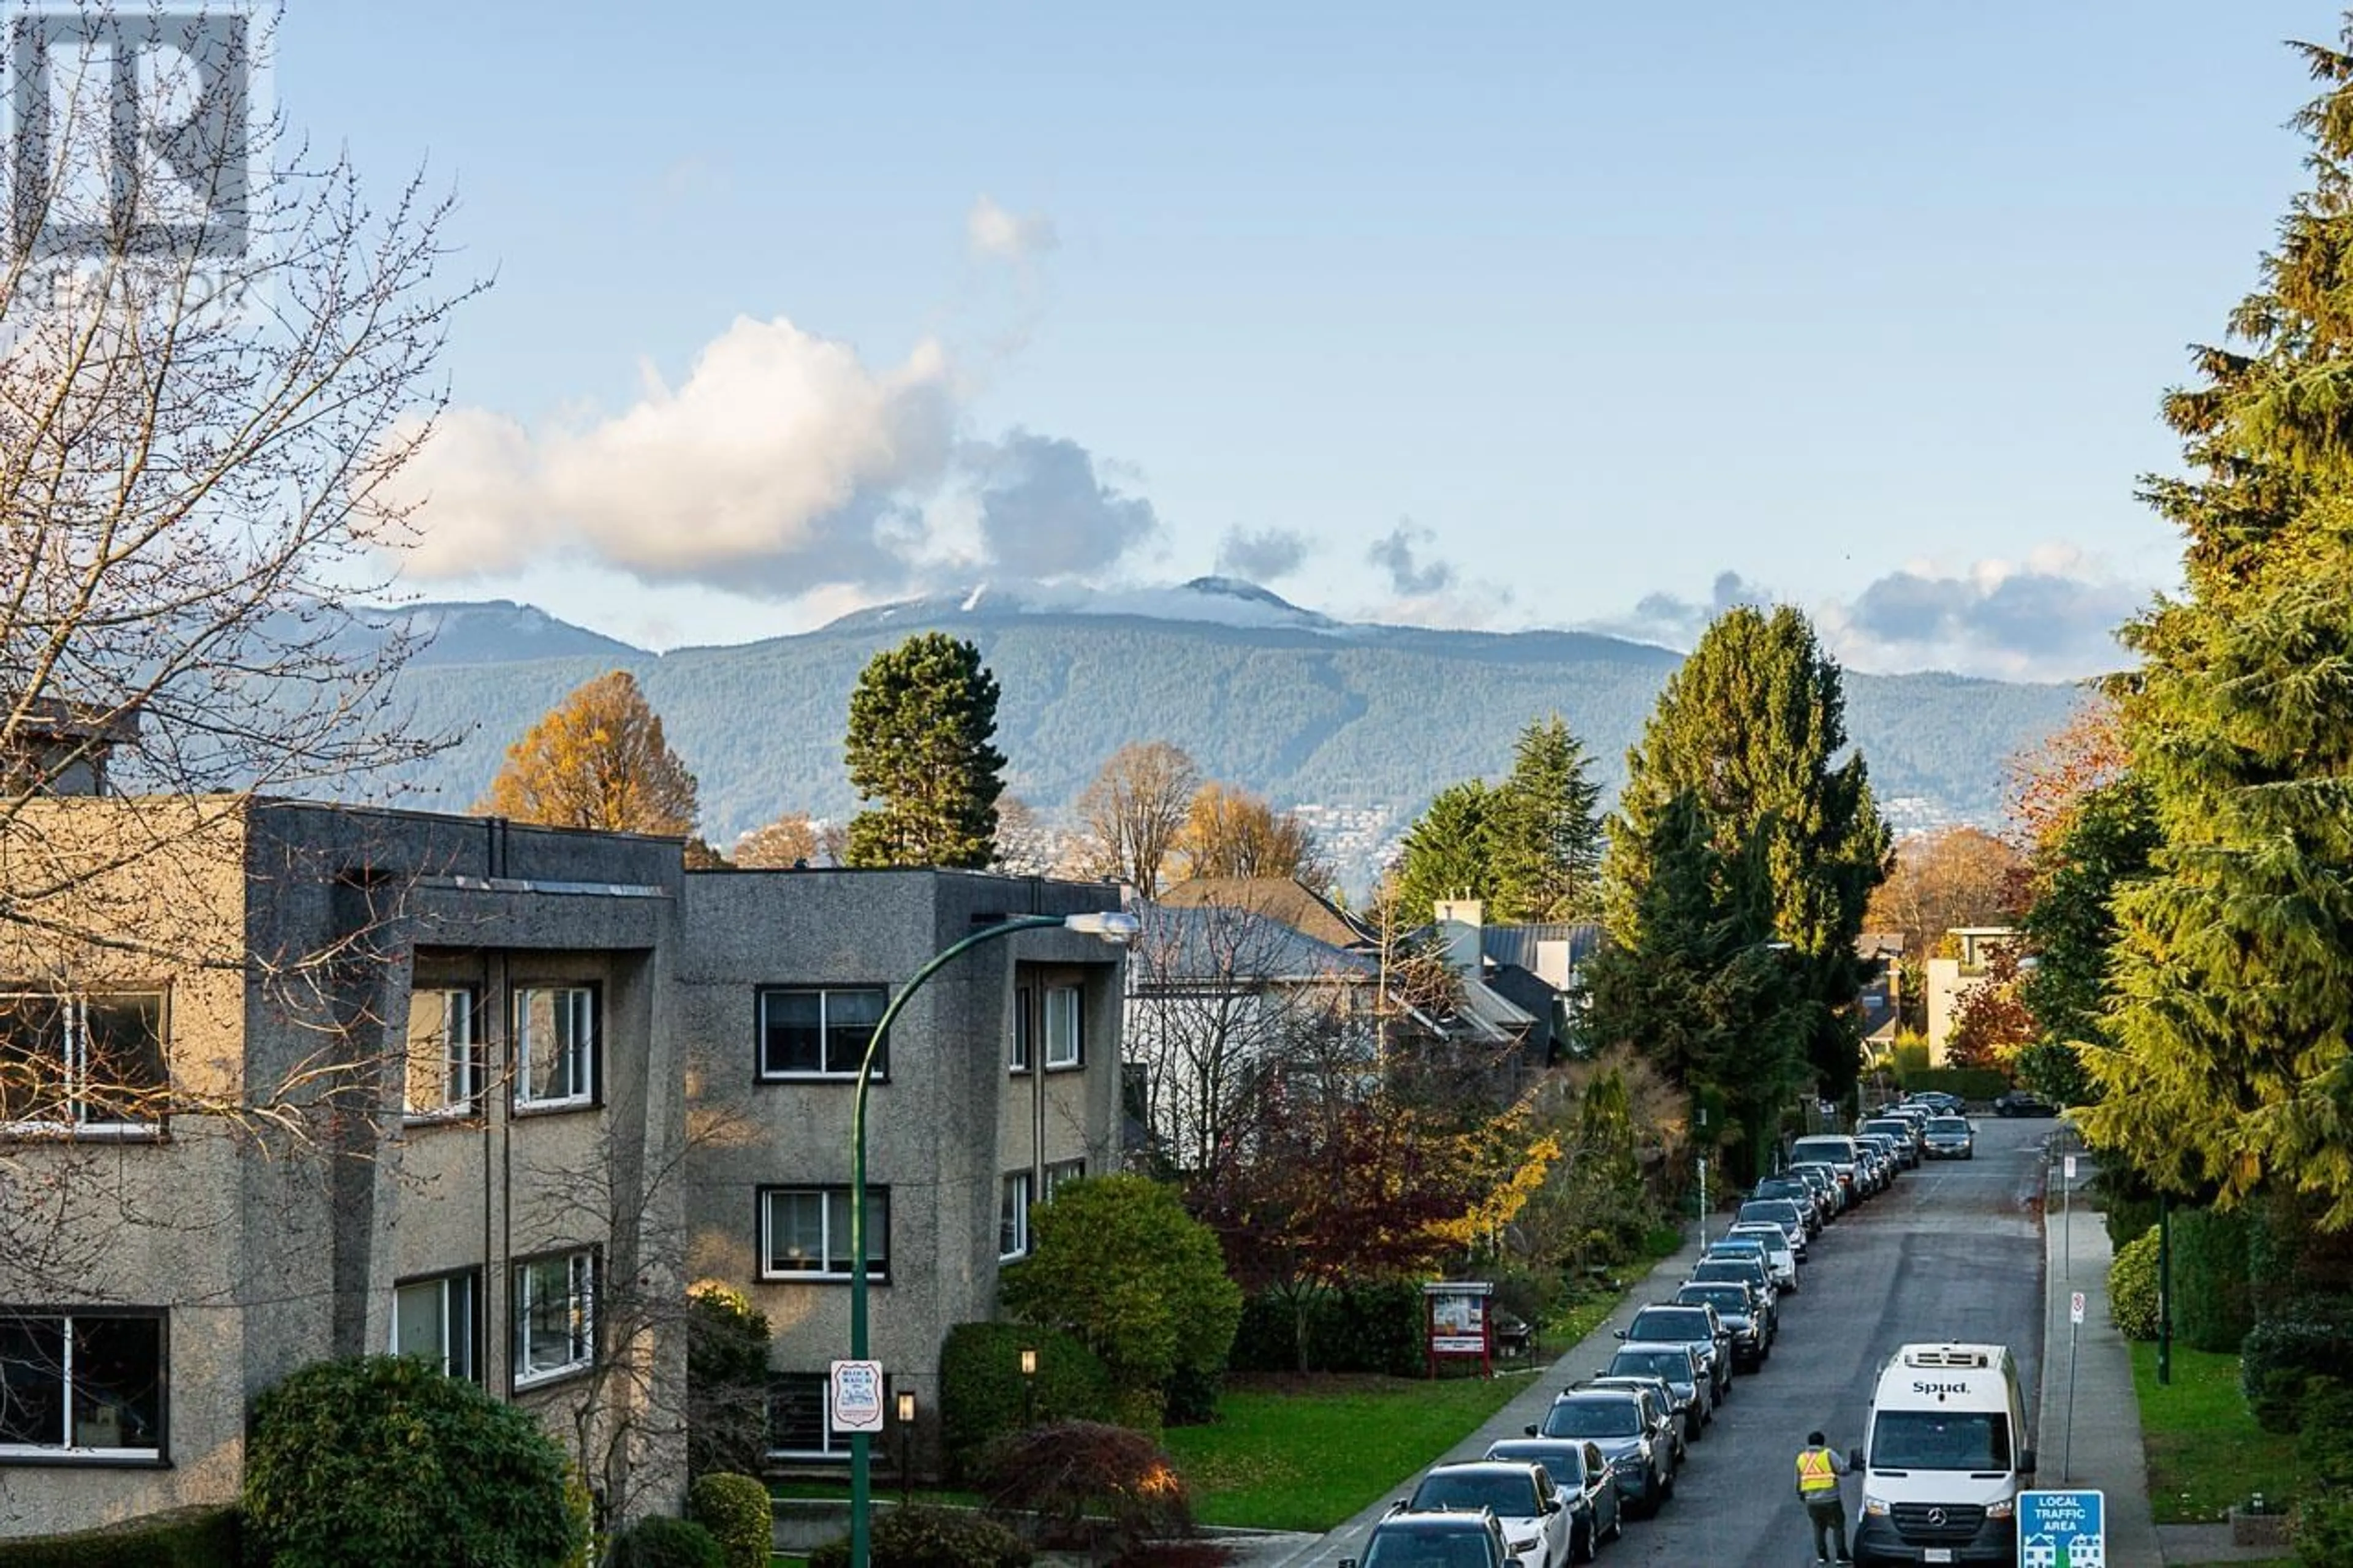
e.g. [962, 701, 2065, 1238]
[966, 194, 1058, 265]
[1819, 545, 2150, 681]
[391, 316, 960, 596]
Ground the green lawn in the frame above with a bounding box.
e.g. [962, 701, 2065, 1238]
[1161, 1370, 1542, 1532]
[2132, 1341, 2302, 1524]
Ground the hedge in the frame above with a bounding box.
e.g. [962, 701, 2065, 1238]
[1895, 1068, 2012, 1104]
[939, 1323, 1115, 1482]
[0, 1506, 238, 1568]
[605, 1515, 724, 1568]
[809, 1506, 1031, 1568]
[2109, 1225, 2159, 1341]
[1229, 1282, 1422, 1377]
[2172, 1206, 2257, 1354]
[2243, 1295, 2353, 1433]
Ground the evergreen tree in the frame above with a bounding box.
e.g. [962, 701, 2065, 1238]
[479, 669, 700, 837]
[1389, 779, 1496, 923]
[1601, 605, 1889, 1102]
[2014, 774, 2158, 1107]
[2080, 25, 2353, 1221]
[1488, 714, 1605, 922]
[843, 634, 1007, 869]
[1581, 792, 1806, 1184]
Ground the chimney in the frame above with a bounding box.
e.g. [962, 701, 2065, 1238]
[3, 697, 140, 797]
[1431, 898, 1484, 975]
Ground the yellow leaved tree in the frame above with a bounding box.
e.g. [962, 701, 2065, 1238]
[479, 670, 701, 837]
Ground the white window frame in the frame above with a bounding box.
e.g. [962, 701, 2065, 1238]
[1043, 984, 1082, 1069]
[403, 988, 479, 1120]
[759, 1186, 889, 1281]
[999, 1171, 1034, 1260]
[1009, 983, 1033, 1072]
[513, 987, 595, 1110]
[0, 990, 167, 1135]
[0, 1311, 165, 1460]
[392, 1270, 479, 1381]
[766, 1371, 851, 1460]
[512, 1250, 595, 1388]
[757, 986, 888, 1080]
[1044, 1157, 1086, 1201]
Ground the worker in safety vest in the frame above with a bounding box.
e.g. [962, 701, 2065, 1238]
[1794, 1429, 1852, 1564]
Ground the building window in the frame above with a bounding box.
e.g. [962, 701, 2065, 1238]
[0, 991, 167, 1132]
[0, 1311, 165, 1458]
[758, 987, 887, 1080]
[514, 987, 595, 1110]
[1043, 985, 1082, 1069]
[513, 1251, 594, 1387]
[1044, 1158, 1086, 1200]
[1010, 984, 1032, 1072]
[999, 1172, 1034, 1260]
[393, 1271, 479, 1382]
[766, 1372, 848, 1460]
[759, 1186, 888, 1281]
[403, 989, 479, 1119]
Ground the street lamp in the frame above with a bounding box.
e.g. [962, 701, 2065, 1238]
[896, 1390, 917, 1505]
[847, 908, 1141, 1568]
[1020, 1345, 1038, 1428]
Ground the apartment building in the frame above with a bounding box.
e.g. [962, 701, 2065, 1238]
[0, 787, 1127, 1533]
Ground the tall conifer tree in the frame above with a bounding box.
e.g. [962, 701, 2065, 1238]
[2082, 26, 2353, 1221]
[843, 633, 1007, 869]
[1600, 605, 1889, 1101]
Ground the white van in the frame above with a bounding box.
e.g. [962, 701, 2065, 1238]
[1852, 1343, 2034, 1566]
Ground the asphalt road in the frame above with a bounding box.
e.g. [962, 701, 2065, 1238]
[1600, 1117, 2048, 1566]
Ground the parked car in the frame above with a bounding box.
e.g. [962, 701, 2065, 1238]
[1856, 1134, 1906, 1188]
[1674, 1281, 1766, 1369]
[1860, 1115, 1923, 1166]
[1994, 1089, 2058, 1118]
[1529, 1388, 1676, 1518]
[1751, 1175, 1825, 1236]
[1601, 1342, 1711, 1440]
[1723, 1222, 1800, 1293]
[1922, 1114, 1977, 1159]
[1736, 1197, 1810, 1259]
[1483, 1439, 1624, 1563]
[1580, 1373, 1687, 1464]
[1788, 1161, 1848, 1216]
[1344, 1506, 1520, 1568]
[1620, 1303, 1731, 1404]
[1400, 1460, 1572, 1568]
[1689, 1255, 1780, 1334]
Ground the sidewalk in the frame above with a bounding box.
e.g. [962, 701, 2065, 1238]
[1274, 1230, 1711, 1568]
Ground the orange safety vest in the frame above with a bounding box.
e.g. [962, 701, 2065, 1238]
[1796, 1447, 1840, 1496]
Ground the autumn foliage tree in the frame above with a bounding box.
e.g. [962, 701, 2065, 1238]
[1942, 944, 2037, 1072]
[480, 670, 700, 836]
[1172, 782, 1329, 887]
[1074, 741, 1199, 892]
[732, 812, 824, 869]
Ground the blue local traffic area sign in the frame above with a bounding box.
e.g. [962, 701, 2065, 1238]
[2018, 1490, 2105, 1568]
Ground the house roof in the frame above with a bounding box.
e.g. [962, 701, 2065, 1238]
[1480, 922, 1603, 973]
[1856, 930, 1906, 962]
[1155, 876, 1368, 948]
[1131, 900, 1375, 986]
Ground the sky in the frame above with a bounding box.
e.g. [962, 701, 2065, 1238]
[287, 1, 2332, 680]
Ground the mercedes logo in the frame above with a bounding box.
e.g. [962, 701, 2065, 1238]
[1927, 1507, 1949, 1528]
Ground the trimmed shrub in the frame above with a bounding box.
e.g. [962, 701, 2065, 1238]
[939, 1322, 1116, 1482]
[605, 1516, 726, 1568]
[687, 1472, 771, 1568]
[243, 1355, 584, 1567]
[2245, 1296, 2353, 1432]
[0, 1506, 238, 1567]
[809, 1506, 1032, 1568]
[978, 1420, 1191, 1559]
[2109, 1225, 2159, 1341]
[2173, 1206, 2257, 1354]
[688, 1280, 773, 1482]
